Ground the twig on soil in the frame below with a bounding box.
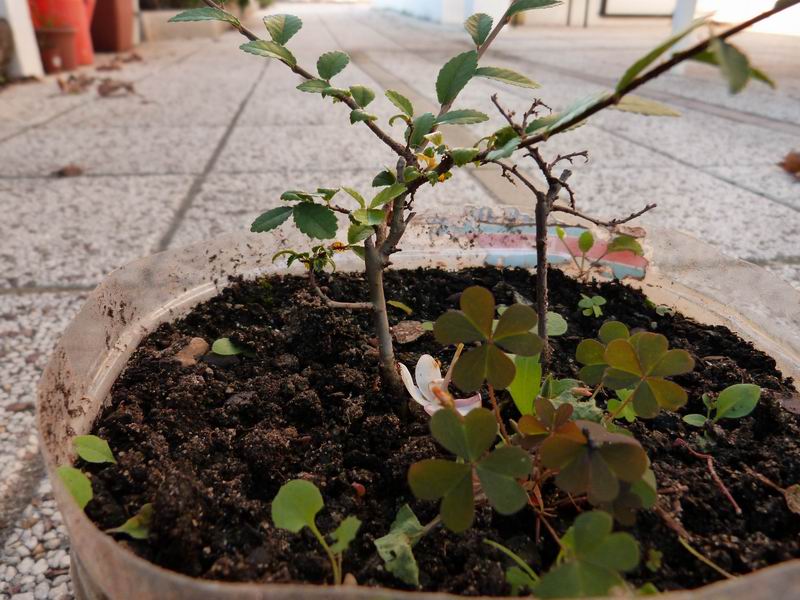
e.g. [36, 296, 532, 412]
[654, 503, 692, 540]
[678, 537, 736, 580]
[308, 271, 372, 311]
[674, 438, 742, 515]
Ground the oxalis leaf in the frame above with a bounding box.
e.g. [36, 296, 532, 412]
[436, 51, 478, 106]
[475, 66, 540, 89]
[107, 503, 153, 540]
[74, 435, 116, 464]
[293, 203, 338, 240]
[505, 0, 563, 19]
[317, 51, 349, 80]
[169, 7, 238, 25]
[263, 14, 302, 45]
[464, 13, 493, 46]
[575, 320, 630, 386]
[57, 466, 92, 510]
[240, 40, 296, 66]
[374, 505, 424, 586]
[536, 511, 639, 598]
[602, 332, 695, 418]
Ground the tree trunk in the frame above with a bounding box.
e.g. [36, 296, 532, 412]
[535, 195, 551, 365]
[364, 239, 404, 395]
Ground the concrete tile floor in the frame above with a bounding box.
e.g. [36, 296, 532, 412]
[0, 2, 798, 597]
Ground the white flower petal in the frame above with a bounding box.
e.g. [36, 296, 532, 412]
[454, 393, 483, 416]
[415, 355, 443, 404]
[399, 362, 428, 408]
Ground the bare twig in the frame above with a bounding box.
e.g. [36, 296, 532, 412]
[308, 271, 372, 311]
[678, 537, 736, 580]
[674, 438, 742, 515]
[488, 385, 510, 443]
[654, 503, 692, 540]
[551, 202, 657, 228]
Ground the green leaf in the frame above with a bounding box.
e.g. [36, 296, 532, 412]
[240, 40, 296, 66]
[508, 355, 542, 415]
[293, 203, 337, 239]
[465, 13, 493, 46]
[434, 311, 486, 346]
[692, 50, 775, 89]
[211, 337, 244, 356]
[616, 17, 707, 92]
[451, 147, 480, 166]
[682, 414, 707, 427]
[487, 136, 520, 160]
[347, 223, 373, 245]
[385, 90, 414, 117]
[409, 113, 437, 148]
[484, 540, 540, 590]
[407, 459, 474, 532]
[73, 435, 116, 464]
[436, 109, 490, 125]
[430, 407, 497, 462]
[599, 321, 630, 344]
[353, 208, 385, 226]
[607, 235, 644, 255]
[349, 85, 376, 108]
[546, 312, 568, 336]
[251, 206, 293, 232]
[370, 183, 407, 208]
[710, 38, 750, 94]
[475, 66, 540, 89]
[454, 344, 516, 391]
[350, 109, 377, 124]
[387, 300, 413, 315]
[537, 560, 626, 598]
[317, 51, 349, 80]
[713, 383, 761, 421]
[107, 503, 153, 539]
[169, 7, 238, 25]
[330, 516, 361, 553]
[271, 479, 323, 533]
[578, 231, 594, 253]
[57, 466, 92, 510]
[296, 79, 330, 94]
[507, 566, 538, 595]
[342, 187, 366, 208]
[263, 14, 302, 45]
[505, 0, 563, 19]
[372, 170, 396, 187]
[612, 95, 680, 117]
[476, 446, 532, 514]
[436, 51, 478, 106]
[374, 505, 424, 586]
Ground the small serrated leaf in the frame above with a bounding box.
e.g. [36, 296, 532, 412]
[505, 0, 563, 19]
[612, 95, 680, 117]
[251, 206, 294, 232]
[451, 147, 480, 166]
[317, 51, 350, 80]
[464, 13, 493, 46]
[409, 113, 437, 148]
[293, 203, 338, 239]
[169, 7, 238, 25]
[350, 109, 377, 124]
[487, 136, 520, 160]
[263, 14, 302, 45]
[239, 40, 296, 66]
[436, 51, 478, 106]
[297, 79, 330, 94]
[385, 90, 414, 117]
[475, 66, 540, 89]
[349, 85, 376, 108]
[436, 109, 490, 125]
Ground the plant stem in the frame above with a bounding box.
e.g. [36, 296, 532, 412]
[678, 537, 736, 580]
[487, 384, 510, 443]
[535, 191, 550, 366]
[308, 270, 372, 310]
[310, 523, 341, 585]
[674, 438, 742, 515]
[364, 239, 403, 396]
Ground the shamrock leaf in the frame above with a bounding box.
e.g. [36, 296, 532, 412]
[602, 332, 694, 417]
[575, 321, 630, 386]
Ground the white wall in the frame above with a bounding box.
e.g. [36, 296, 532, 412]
[0, 0, 43, 78]
[697, 0, 800, 36]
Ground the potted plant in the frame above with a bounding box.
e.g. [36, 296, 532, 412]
[39, 0, 800, 598]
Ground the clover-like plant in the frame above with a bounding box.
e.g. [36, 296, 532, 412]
[271, 479, 361, 585]
[602, 332, 695, 418]
[535, 511, 640, 598]
[578, 294, 606, 318]
[540, 420, 649, 506]
[408, 407, 531, 532]
[515, 397, 581, 449]
[433, 286, 543, 392]
[74, 434, 116, 464]
[683, 383, 762, 428]
[575, 320, 631, 386]
[58, 434, 118, 511]
[558, 228, 644, 282]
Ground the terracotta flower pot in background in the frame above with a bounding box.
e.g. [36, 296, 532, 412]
[91, 0, 134, 53]
[35, 27, 78, 74]
[28, 0, 94, 66]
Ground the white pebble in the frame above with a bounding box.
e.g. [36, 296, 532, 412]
[49, 583, 69, 599]
[17, 556, 34, 574]
[32, 558, 48, 575]
[11, 593, 35, 600]
[34, 581, 49, 600]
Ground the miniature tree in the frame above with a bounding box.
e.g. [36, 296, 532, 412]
[171, 0, 796, 389]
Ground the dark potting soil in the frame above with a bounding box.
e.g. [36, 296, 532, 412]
[84, 267, 800, 595]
